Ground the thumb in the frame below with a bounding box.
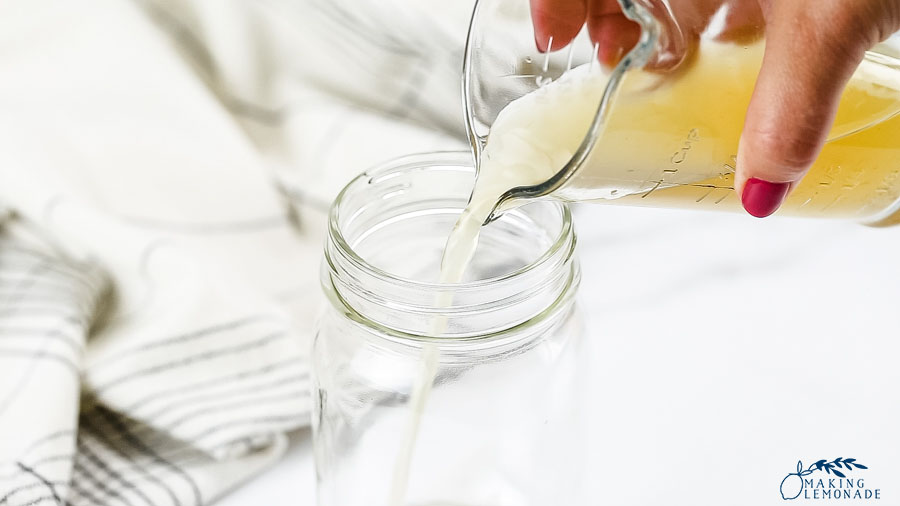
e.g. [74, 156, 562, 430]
[735, 3, 875, 218]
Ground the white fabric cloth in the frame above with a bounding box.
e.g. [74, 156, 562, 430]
[0, 0, 470, 504]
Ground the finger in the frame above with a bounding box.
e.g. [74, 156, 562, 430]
[626, 0, 714, 71]
[586, 0, 640, 67]
[530, 0, 587, 52]
[714, 0, 765, 43]
[735, 2, 871, 217]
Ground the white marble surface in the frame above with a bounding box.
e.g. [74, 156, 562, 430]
[218, 204, 900, 506]
[217, 429, 316, 505]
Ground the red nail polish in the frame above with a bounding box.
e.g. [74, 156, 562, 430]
[741, 178, 791, 218]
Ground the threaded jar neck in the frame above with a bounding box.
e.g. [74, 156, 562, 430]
[322, 152, 578, 341]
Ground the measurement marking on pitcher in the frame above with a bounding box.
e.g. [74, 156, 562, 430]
[542, 37, 553, 73]
[797, 196, 814, 209]
[821, 195, 844, 212]
[723, 156, 737, 175]
[641, 180, 663, 198]
[671, 128, 700, 165]
[696, 188, 714, 203]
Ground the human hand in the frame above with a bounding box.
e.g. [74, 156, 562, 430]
[530, 0, 900, 217]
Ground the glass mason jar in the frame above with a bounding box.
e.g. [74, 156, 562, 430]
[313, 152, 587, 506]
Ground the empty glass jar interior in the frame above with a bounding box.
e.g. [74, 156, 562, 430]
[314, 152, 586, 506]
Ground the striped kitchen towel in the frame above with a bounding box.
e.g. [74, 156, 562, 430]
[0, 218, 307, 506]
[0, 0, 470, 504]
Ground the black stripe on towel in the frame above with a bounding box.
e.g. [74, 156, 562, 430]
[139, 372, 308, 421]
[76, 433, 155, 506]
[93, 331, 288, 393]
[122, 357, 304, 413]
[93, 407, 202, 506]
[91, 316, 272, 370]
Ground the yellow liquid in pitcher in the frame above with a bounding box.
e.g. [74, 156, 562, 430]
[472, 40, 900, 224]
[599, 42, 900, 223]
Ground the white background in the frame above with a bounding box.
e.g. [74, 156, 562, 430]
[220, 204, 900, 506]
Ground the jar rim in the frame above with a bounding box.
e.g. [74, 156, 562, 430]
[327, 151, 575, 292]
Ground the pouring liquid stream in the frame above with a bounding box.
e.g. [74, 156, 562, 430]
[385, 208, 486, 506]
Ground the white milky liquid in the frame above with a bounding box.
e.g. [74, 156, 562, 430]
[386, 342, 438, 506]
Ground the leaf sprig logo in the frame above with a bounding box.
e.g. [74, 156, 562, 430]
[780, 457, 880, 501]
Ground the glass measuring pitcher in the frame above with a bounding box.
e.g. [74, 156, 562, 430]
[463, 0, 900, 225]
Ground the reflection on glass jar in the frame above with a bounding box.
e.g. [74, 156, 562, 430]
[313, 152, 587, 506]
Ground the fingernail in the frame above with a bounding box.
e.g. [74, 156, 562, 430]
[535, 33, 547, 53]
[741, 178, 791, 218]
